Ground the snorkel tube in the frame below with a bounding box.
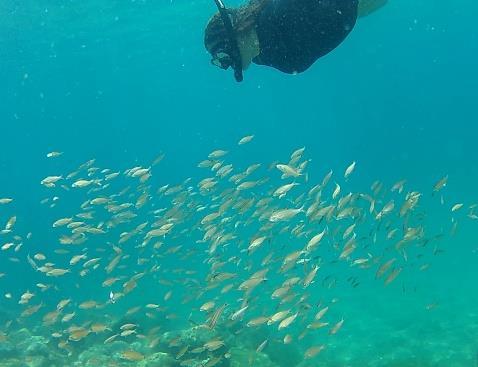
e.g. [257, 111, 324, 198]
[213, 0, 244, 82]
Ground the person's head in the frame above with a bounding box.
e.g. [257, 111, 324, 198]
[204, 0, 266, 79]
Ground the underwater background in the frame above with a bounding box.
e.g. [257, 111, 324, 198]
[0, 0, 477, 366]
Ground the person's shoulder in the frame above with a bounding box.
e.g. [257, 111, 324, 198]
[248, 0, 273, 13]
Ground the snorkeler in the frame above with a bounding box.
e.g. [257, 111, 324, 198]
[204, 0, 387, 82]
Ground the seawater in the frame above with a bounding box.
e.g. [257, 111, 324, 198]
[0, 0, 477, 366]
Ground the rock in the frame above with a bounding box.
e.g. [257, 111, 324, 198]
[8, 328, 32, 345]
[23, 336, 50, 357]
[229, 347, 279, 367]
[181, 325, 216, 344]
[162, 325, 216, 350]
[266, 341, 302, 367]
[0, 340, 17, 358]
[75, 340, 130, 367]
[0, 358, 28, 367]
[138, 352, 176, 367]
[5, 329, 66, 367]
[74, 350, 113, 367]
[24, 355, 49, 367]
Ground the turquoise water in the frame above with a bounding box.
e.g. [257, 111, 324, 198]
[1, 0, 477, 366]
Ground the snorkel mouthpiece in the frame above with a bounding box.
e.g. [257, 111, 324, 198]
[212, 0, 243, 82]
[234, 67, 243, 82]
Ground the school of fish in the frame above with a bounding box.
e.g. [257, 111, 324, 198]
[0, 136, 473, 366]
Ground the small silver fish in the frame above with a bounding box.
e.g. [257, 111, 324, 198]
[269, 207, 304, 222]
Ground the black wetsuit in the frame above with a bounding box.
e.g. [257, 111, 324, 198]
[253, 0, 359, 73]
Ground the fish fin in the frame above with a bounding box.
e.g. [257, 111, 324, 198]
[358, 0, 388, 17]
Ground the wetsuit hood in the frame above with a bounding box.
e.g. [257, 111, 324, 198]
[206, 0, 243, 82]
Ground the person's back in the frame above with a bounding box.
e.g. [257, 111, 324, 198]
[204, 0, 387, 81]
[253, 0, 358, 74]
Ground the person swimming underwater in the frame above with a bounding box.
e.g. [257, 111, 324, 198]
[204, 0, 387, 82]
